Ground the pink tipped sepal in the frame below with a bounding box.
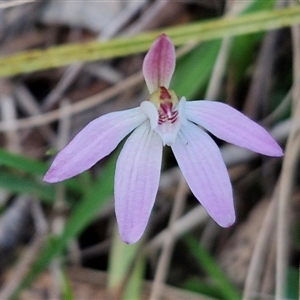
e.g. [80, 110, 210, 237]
[142, 34, 176, 93]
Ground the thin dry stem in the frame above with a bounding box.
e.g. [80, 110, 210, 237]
[123, 0, 170, 36]
[275, 9, 300, 298]
[0, 72, 144, 132]
[147, 205, 208, 252]
[1, 85, 20, 153]
[205, 36, 232, 100]
[262, 88, 292, 126]
[42, 64, 83, 111]
[149, 175, 188, 300]
[14, 83, 56, 143]
[0, 0, 36, 9]
[43, 1, 145, 111]
[48, 100, 73, 298]
[0, 197, 48, 299]
[205, 0, 253, 101]
[242, 196, 277, 299]
[276, 132, 300, 299]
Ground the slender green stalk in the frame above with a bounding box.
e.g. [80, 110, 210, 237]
[107, 225, 144, 300]
[0, 6, 300, 77]
[185, 236, 240, 300]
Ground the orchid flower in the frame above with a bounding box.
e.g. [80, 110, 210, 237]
[44, 34, 283, 244]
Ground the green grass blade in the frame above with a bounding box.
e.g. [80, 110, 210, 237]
[10, 152, 117, 299]
[0, 6, 300, 77]
[171, 40, 222, 99]
[0, 149, 47, 176]
[108, 225, 144, 300]
[0, 172, 55, 203]
[61, 268, 76, 300]
[0, 148, 84, 194]
[185, 235, 240, 300]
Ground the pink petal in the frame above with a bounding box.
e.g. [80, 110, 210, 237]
[186, 101, 283, 157]
[171, 121, 235, 227]
[115, 121, 163, 244]
[44, 108, 146, 183]
[142, 34, 176, 93]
